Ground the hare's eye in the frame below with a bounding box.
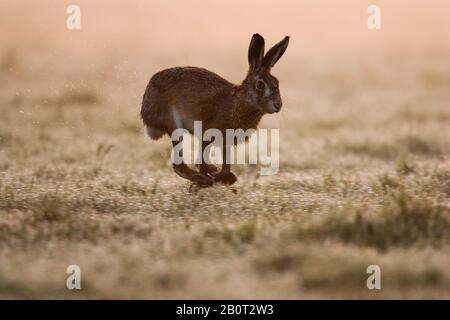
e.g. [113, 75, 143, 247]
[256, 80, 266, 90]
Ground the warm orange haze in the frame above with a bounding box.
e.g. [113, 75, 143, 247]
[0, 0, 449, 298]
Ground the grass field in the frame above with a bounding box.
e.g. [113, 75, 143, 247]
[0, 1, 449, 299]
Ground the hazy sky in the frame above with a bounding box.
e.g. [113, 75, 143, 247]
[1, 0, 449, 55]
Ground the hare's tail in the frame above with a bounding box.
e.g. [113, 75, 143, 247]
[144, 125, 165, 140]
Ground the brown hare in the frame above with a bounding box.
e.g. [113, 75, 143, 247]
[140, 33, 289, 188]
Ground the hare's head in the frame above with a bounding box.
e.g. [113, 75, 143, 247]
[242, 34, 290, 114]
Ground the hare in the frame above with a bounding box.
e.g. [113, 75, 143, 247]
[140, 33, 289, 187]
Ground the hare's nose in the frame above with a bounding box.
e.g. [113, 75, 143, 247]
[274, 101, 282, 112]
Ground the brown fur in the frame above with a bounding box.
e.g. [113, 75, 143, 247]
[140, 34, 289, 187]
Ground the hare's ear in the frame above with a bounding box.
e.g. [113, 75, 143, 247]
[248, 33, 265, 72]
[262, 36, 290, 69]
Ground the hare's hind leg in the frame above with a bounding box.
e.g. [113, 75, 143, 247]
[173, 163, 213, 187]
[196, 163, 218, 174]
[212, 163, 237, 185]
[171, 141, 214, 187]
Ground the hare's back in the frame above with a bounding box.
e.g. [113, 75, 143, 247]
[142, 67, 234, 133]
[150, 67, 232, 97]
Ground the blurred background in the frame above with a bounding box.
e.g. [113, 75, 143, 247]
[2, 0, 450, 55]
[0, 0, 449, 299]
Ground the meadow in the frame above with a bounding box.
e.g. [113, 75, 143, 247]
[0, 0, 449, 299]
[1, 48, 449, 299]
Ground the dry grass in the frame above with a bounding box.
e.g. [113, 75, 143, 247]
[0, 46, 449, 299]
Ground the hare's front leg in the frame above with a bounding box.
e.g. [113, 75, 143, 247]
[196, 141, 218, 175]
[212, 144, 237, 185]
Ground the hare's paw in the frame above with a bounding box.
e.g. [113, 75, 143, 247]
[192, 173, 214, 187]
[213, 171, 237, 185]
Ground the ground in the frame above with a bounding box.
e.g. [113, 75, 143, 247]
[0, 45, 449, 299]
